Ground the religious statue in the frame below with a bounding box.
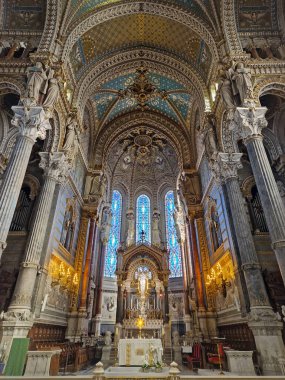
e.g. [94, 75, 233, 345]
[126, 209, 135, 247]
[43, 77, 60, 109]
[26, 62, 47, 104]
[203, 115, 218, 160]
[172, 331, 180, 347]
[149, 344, 158, 365]
[218, 71, 235, 108]
[104, 331, 112, 346]
[231, 62, 253, 106]
[63, 115, 78, 151]
[152, 210, 161, 247]
[100, 206, 112, 244]
[218, 63, 253, 108]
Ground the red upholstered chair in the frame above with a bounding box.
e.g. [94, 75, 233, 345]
[207, 342, 225, 369]
[186, 343, 202, 369]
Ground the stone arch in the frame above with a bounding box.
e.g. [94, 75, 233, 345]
[92, 112, 192, 170]
[61, 2, 219, 64]
[262, 128, 282, 163]
[241, 175, 256, 199]
[72, 49, 207, 122]
[0, 79, 24, 97]
[255, 80, 285, 102]
[23, 174, 41, 201]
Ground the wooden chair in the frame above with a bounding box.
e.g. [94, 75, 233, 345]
[207, 342, 225, 370]
[185, 343, 202, 370]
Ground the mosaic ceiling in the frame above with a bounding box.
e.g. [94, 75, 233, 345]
[69, 13, 212, 80]
[1, 0, 46, 32]
[68, 0, 218, 31]
[91, 69, 191, 127]
[235, 0, 278, 34]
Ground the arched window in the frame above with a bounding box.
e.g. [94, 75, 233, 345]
[165, 191, 182, 277]
[248, 185, 268, 233]
[136, 194, 151, 243]
[10, 186, 35, 231]
[104, 190, 122, 277]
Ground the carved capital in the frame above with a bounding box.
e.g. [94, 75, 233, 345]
[39, 152, 71, 182]
[235, 107, 268, 143]
[217, 152, 243, 181]
[11, 105, 51, 141]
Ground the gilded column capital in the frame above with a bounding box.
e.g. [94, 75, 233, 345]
[235, 106, 268, 144]
[39, 152, 71, 183]
[12, 104, 51, 142]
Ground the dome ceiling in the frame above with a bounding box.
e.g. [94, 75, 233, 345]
[91, 68, 191, 128]
[69, 13, 212, 81]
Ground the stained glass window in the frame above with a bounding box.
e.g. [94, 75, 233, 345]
[165, 191, 182, 277]
[104, 190, 122, 277]
[136, 194, 151, 243]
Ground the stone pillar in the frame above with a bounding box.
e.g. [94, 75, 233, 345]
[236, 107, 285, 286]
[215, 152, 285, 375]
[188, 213, 205, 310]
[7, 152, 69, 315]
[66, 211, 89, 341]
[0, 105, 50, 261]
[79, 214, 96, 311]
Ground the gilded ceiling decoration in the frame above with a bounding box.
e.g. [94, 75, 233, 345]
[91, 68, 191, 127]
[2, 0, 46, 31]
[69, 13, 212, 80]
[235, 0, 278, 34]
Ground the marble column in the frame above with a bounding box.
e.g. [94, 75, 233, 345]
[188, 213, 205, 310]
[0, 105, 50, 262]
[216, 152, 285, 375]
[163, 285, 170, 324]
[7, 152, 70, 315]
[79, 214, 96, 310]
[236, 107, 285, 285]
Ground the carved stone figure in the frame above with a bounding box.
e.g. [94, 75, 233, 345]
[203, 115, 218, 160]
[100, 206, 112, 244]
[43, 77, 60, 109]
[104, 331, 112, 346]
[152, 210, 161, 247]
[126, 209, 135, 247]
[172, 330, 180, 347]
[26, 62, 47, 104]
[63, 115, 78, 151]
[231, 62, 253, 105]
[218, 72, 236, 108]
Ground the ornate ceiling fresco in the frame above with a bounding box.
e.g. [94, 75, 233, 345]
[106, 127, 179, 193]
[69, 13, 212, 81]
[91, 68, 191, 128]
[235, 0, 279, 34]
[1, 0, 46, 31]
[67, 0, 219, 32]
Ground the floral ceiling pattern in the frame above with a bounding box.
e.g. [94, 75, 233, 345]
[91, 70, 191, 127]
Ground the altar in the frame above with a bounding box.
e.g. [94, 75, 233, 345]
[118, 339, 163, 366]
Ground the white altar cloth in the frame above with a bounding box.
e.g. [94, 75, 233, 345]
[118, 338, 162, 366]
